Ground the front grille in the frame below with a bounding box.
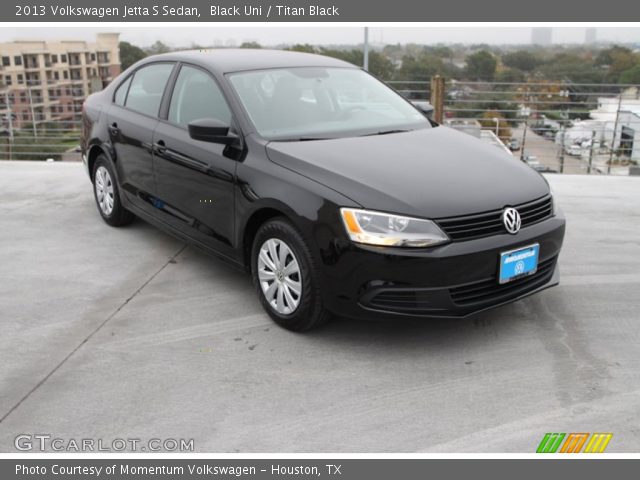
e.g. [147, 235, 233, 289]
[436, 195, 553, 241]
[367, 290, 445, 315]
[450, 256, 557, 307]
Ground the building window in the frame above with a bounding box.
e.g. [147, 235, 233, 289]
[17, 74, 23, 84]
[14, 56, 22, 66]
[91, 53, 96, 62]
[54, 71, 59, 80]
[4, 75, 12, 85]
[52, 54, 58, 64]
[63, 71, 68, 79]
[61, 54, 67, 63]
[2, 57, 10, 67]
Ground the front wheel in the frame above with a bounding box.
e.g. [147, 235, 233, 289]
[251, 218, 331, 331]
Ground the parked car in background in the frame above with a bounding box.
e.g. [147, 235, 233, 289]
[525, 159, 558, 174]
[81, 49, 565, 331]
[508, 138, 521, 151]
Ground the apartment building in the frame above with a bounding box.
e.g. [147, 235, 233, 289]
[0, 33, 120, 129]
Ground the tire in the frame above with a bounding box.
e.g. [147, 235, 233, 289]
[251, 218, 331, 331]
[92, 154, 134, 227]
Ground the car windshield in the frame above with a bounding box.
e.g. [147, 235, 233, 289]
[227, 67, 430, 141]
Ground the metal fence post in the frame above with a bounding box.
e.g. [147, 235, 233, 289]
[430, 75, 445, 123]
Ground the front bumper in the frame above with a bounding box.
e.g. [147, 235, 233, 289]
[320, 210, 566, 320]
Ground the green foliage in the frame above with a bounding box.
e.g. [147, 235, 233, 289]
[619, 64, 640, 84]
[240, 42, 262, 49]
[394, 51, 460, 81]
[465, 50, 497, 81]
[286, 44, 316, 54]
[495, 68, 526, 84]
[119, 41, 148, 70]
[502, 50, 541, 72]
[146, 41, 171, 55]
[538, 53, 605, 83]
[317, 48, 396, 79]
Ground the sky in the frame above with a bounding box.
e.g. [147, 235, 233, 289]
[0, 26, 639, 47]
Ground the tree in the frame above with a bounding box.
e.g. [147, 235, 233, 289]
[286, 44, 316, 54]
[318, 48, 395, 80]
[119, 41, 147, 70]
[146, 41, 171, 55]
[495, 67, 526, 84]
[465, 50, 497, 81]
[395, 53, 445, 81]
[502, 50, 541, 72]
[620, 64, 640, 84]
[480, 111, 512, 143]
[539, 53, 604, 83]
[240, 41, 262, 49]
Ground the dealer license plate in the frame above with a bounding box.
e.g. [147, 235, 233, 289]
[498, 244, 539, 284]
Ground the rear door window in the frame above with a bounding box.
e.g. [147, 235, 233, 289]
[124, 63, 174, 117]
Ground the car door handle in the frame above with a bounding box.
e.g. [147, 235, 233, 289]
[108, 122, 120, 135]
[153, 140, 167, 154]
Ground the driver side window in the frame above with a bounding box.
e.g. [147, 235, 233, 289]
[168, 65, 231, 129]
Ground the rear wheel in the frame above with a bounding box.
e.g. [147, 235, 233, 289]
[92, 155, 134, 227]
[251, 218, 330, 331]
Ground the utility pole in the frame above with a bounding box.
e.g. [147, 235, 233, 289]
[363, 27, 369, 72]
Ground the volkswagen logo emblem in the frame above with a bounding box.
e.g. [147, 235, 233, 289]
[502, 207, 521, 234]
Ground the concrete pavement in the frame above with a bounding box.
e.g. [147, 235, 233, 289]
[1, 161, 640, 452]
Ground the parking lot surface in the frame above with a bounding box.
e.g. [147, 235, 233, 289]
[1, 161, 639, 452]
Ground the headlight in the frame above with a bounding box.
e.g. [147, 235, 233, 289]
[340, 208, 449, 248]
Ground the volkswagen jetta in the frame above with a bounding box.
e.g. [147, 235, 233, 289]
[81, 49, 565, 331]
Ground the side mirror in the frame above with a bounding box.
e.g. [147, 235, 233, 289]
[188, 118, 238, 145]
[411, 101, 434, 119]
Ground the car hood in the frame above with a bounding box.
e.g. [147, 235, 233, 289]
[265, 126, 550, 219]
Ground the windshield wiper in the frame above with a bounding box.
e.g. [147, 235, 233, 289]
[361, 129, 412, 137]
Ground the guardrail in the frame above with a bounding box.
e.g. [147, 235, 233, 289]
[2, 78, 639, 175]
[395, 78, 640, 175]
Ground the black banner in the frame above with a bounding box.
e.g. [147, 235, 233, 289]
[4, 0, 640, 22]
[3, 459, 640, 480]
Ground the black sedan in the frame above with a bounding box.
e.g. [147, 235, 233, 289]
[81, 49, 565, 331]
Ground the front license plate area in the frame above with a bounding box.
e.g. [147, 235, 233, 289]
[499, 244, 539, 284]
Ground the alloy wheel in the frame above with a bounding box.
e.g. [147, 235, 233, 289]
[95, 166, 114, 216]
[257, 238, 302, 315]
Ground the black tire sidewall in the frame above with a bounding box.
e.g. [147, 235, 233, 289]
[92, 155, 131, 226]
[251, 218, 327, 331]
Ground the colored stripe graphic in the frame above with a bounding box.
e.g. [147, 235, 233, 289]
[584, 433, 613, 453]
[536, 433, 566, 453]
[560, 433, 589, 453]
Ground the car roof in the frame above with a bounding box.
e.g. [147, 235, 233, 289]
[143, 49, 357, 74]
